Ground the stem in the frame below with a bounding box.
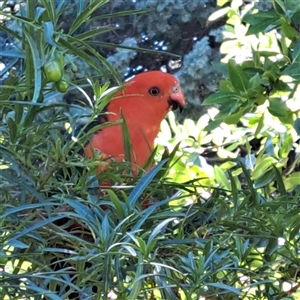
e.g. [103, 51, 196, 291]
[289, 82, 299, 100]
[25, 0, 36, 101]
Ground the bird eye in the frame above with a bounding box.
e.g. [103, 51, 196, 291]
[172, 85, 180, 93]
[148, 87, 160, 96]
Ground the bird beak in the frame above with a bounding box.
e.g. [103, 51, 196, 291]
[168, 85, 185, 113]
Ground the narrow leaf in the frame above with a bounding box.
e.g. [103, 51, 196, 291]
[227, 59, 250, 93]
[22, 27, 42, 103]
[129, 159, 168, 207]
[202, 91, 242, 105]
[206, 283, 240, 295]
[120, 110, 132, 165]
[69, 1, 109, 35]
[43, 21, 56, 46]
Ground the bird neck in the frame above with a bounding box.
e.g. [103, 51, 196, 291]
[107, 100, 165, 143]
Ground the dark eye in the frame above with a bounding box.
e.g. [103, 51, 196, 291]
[148, 87, 160, 96]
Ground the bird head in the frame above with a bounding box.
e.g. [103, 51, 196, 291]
[108, 71, 186, 122]
[85, 71, 186, 170]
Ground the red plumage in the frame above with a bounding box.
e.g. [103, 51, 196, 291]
[84, 71, 185, 173]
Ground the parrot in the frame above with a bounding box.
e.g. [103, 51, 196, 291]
[83, 70, 186, 174]
[66, 70, 186, 212]
[49, 71, 186, 299]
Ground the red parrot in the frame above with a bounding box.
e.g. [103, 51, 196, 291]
[84, 71, 185, 173]
[50, 72, 185, 294]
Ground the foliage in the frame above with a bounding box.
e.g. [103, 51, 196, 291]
[0, 1, 300, 300]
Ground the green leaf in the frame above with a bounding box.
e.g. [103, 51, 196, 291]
[253, 169, 275, 188]
[0, 73, 20, 102]
[43, 22, 56, 46]
[90, 8, 151, 21]
[56, 36, 102, 75]
[0, 24, 27, 45]
[219, 80, 236, 92]
[6, 216, 63, 245]
[128, 254, 144, 300]
[277, 34, 289, 56]
[279, 132, 293, 158]
[248, 11, 279, 24]
[154, 142, 181, 180]
[227, 59, 250, 93]
[243, 11, 281, 35]
[147, 218, 175, 246]
[202, 91, 243, 105]
[272, 0, 286, 15]
[272, 165, 287, 195]
[1, 202, 57, 218]
[40, 0, 56, 22]
[101, 214, 111, 243]
[14, 104, 24, 124]
[22, 27, 42, 103]
[278, 110, 294, 124]
[64, 198, 96, 224]
[291, 10, 300, 25]
[58, 34, 121, 83]
[249, 72, 261, 89]
[106, 190, 125, 219]
[252, 48, 262, 67]
[140, 147, 158, 175]
[268, 98, 291, 117]
[90, 40, 182, 58]
[286, 0, 300, 12]
[0, 58, 19, 77]
[7, 117, 17, 143]
[214, 166, 230, 190]
[217, 0, 231, 5]
[284, 172, 300, 191]
[229, 172, 238, 208]
[35, 6, 47, 21]
[206, 283, 240, 295]
[252, 155, 277, 180]
[280, 20, 299, 39]
[293, 118, 300, 135]
[240, 163, 258, 205]
[20, 281, 64, 300]
[69, 0, 109, 35]
[120, 110, 132, 165]
[5, 239, 28, 249]
[292, 40, 300, 61]
[204, 119, 222, 131]
[282, 60, 300, 80]
[128, 159, 168, 207]
[74, 27, 116, 41]
[224, 109, 245, 125]
[254, 113, 264, 137]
